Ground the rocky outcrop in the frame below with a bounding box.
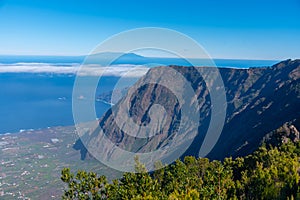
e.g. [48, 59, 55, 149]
[262, 119, 300, 146]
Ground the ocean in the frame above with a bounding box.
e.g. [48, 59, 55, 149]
[0, 56, 279, 134]
[0, 73, 120, 134]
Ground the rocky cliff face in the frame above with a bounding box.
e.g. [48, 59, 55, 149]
[80, 59, 300, 161]
[262, 119, 300, 146]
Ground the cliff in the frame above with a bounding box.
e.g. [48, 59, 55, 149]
[79, 59, 300, 161]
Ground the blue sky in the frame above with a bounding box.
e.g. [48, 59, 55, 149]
[0, 0, 299, 59]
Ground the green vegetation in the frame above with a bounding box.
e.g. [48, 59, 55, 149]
[61, 141, 300, 199]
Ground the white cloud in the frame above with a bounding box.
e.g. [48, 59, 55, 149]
[0, 63, 149, 77]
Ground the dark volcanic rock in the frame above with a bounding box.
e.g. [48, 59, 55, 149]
[80, 59, 300, 161]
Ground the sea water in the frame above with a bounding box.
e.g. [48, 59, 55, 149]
[0, 73, 122, 134]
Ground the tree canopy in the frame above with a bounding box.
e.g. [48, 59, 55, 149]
[61, 141, 300, 199]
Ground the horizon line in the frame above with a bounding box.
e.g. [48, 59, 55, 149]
[0, 53, 285, 61]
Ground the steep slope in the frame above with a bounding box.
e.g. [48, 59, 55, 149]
[81, 59, 300, 161]
[209, 59, 300, 159]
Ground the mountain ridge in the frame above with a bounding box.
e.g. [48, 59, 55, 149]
[77, 59, 300, 161]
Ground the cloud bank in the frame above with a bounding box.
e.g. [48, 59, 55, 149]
[0, 63, 150, 77]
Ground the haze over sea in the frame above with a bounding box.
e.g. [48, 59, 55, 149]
[0, 55, 278, 134]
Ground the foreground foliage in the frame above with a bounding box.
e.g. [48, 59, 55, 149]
[61, 141, 300, 199]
